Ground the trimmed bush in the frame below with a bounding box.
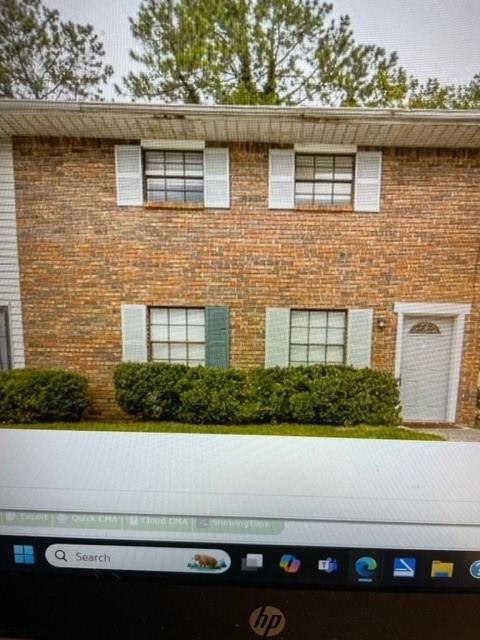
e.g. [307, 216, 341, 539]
[113, 362, 188, 420]
[0, 368, 90, 423]
[114, 363, 401, 426]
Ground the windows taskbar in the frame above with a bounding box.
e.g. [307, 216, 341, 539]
[1, 536, 480, 591]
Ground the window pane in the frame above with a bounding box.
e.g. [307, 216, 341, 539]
[166, 178, 185, 190]
[146, 178, 166, 190]
[329, 312, 346, 328]
[291, 327, 308, 344]
[186, 191, 204, 203]
[309, 311, 327, 327]
[309, 346, 326, 363]
[315, 156, 334, 180]
[291, 311, 309, 327]
[315, 182, 332, 195]
[334, 182, 351, 195]
[296, 155, 314, 166]
[326, 345, 344, 363]
[185, 166, 203, 177]
[290, 345, 308, 362]
[327, 327, 345, 344]
[147, 191, 167, 202]
[150, 325, 169, 341]
[151, 343, 169, 360]
[333, 194, 351, 204]
[335, 156, 354, 180]
[188, 309, 205, 324]
[296, 182, 314, 195]
[309, 327, 327, 343]
[189, 344, 205, 360]
[296, 166, 314, 180]
[185, 179, 203, 191]
[188, 324, 205, 341]
[166, 191, 184, 201]
[170, 343, 187, 360]
[169, 309, 186, 324]
[165, 152, 183, 163]
[184, 151, 203, 163]
[151, 308, 168, 324]
[295, 194, 312, 204]
[165, 163, 185, 176]
[170, 325, 187, 341]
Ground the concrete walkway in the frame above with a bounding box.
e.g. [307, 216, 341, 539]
[402, 425, 480, 442]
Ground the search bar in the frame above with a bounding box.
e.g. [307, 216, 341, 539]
[45, 544, 231, 574]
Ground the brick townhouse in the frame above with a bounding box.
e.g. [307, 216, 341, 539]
[0, 101, 479, 423]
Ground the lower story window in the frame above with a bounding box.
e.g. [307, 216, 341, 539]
[150, 307, 205, 366]
[289, 309, 346, 366]
[0, 306, 11, 370]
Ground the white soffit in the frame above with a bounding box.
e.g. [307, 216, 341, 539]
[0, 100, 479, 148]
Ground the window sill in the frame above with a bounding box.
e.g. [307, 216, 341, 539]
[294, 204, 354, 213]
[144, 201, 204, 211]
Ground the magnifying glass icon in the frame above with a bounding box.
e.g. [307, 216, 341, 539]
[55, 549, 67, 562]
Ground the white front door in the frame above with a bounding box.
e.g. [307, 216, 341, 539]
[400, 315, 454, 422]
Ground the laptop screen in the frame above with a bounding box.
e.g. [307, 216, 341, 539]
[0, 0, 479, 613]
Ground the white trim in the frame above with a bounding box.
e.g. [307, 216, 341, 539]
[294, 143, 357, 154]
[394, 302, 471, 316]
[140, 139, 205, 150]
[0, 140, 25, 368]
[394, 301, 471, 423]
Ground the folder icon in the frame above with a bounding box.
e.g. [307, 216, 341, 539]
[431, 560, 454, 578]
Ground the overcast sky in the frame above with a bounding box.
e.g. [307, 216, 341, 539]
[44, 0, 480, 98]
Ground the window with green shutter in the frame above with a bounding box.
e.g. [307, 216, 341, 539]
[150, 307, 206, 366]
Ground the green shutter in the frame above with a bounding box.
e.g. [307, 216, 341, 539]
[205, 306, 230, 368]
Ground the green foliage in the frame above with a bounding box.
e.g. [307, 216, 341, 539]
[0, 0, 113, 99]
[119, 0, 410, 106]
[114, 363, 401, 426]
[113, 362, 188, 420]
[0, 369, 90, 423]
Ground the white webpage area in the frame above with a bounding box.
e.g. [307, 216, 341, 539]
[1, 429, 480, 550]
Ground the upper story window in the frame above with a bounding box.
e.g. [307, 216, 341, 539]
[0, 307, 11, 370]
[289, 309, 346, 366]
[295, 154, 354, 206]
[144, 150, 204, 204]
[150, 307, 205, 366]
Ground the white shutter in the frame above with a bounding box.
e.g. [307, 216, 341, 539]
[204, 148, 230, 208]
[268, 149, 295, 209]
[354, 151, 382, 212]
[121, 304, 148, 362]
[265, 308, 291, 367]
[347, 309, 374, 368]
[115, 145, 143, 206]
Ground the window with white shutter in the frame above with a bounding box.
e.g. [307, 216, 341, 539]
[115, 146, 143, 206]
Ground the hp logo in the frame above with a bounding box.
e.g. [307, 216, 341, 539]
[249, 605, 286, 637]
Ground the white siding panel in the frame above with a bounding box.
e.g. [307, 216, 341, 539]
[0, 140, 25, 368]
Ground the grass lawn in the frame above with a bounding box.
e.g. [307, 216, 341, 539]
[0, 421, 444, 440]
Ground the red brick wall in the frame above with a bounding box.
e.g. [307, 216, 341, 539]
[12, 138, 480, 423]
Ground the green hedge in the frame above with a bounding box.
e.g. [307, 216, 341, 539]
[0, 368, 91, 423]
[114, 363, 401, 426]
